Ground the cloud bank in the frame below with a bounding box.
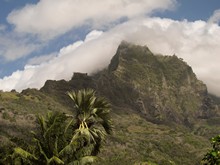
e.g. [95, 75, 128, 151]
[208, 9, 220, 24]
[7, 0, 176, 39]
[0, 29, 41, 61]
[1, 17, 220, 97]
[0, 0, 175, 62]
[0, 0, 220, 97]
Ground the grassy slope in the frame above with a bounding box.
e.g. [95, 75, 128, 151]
[97, 106, 211, 165]
[0, 85, 219, 165]
[0, 89, 70, 161]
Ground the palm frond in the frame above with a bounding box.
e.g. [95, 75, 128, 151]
[37, 114, 47, 135]
[13, 147, 37, 161]
[66, 89, 113, 161]
[64, 118, 74, 134]
[59, 142, 77, 157]
[48, 155, 64, 165]
[36, 139, 49, 162]
[101, 119, 114, 134]
[71, 126, 95, 144]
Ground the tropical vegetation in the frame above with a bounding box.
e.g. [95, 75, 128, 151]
[3, 89, 112, 164]
[202, 135, 220, 165]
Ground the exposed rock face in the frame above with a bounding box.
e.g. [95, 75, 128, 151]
[41, 41, 217, 126]
[95, 41, 217, 125]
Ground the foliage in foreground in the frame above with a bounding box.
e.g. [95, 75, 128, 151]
[202, 135, 220, 165]
[67, 89, 113, 156]
[4, 89, 112, 165]
[9, 112, 96, 164]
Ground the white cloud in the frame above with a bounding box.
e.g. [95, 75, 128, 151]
[27, 53, 57, 65]
[84, 30, 103, 42]
[0, 33, 40, 61]
[0, 70, 23, 91]
[59, 30, 103, 55]
[0, 0, 175, 61]
[59, 41, 83, 56]
[208, 9, 220, 24]
[1, 17, 220, 97]
[7, 0, 176, 40]
[0, 30, 108, 91]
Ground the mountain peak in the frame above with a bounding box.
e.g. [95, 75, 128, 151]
[108, 41, 153, 72]
[103, 42, 215, 124]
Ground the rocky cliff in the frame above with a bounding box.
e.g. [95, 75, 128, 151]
[42, 41, 216, 126]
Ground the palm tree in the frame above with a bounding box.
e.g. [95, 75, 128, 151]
[10, 89, 112, 164]
[12, 112, 68, 164]
[67, 89, 113, 155]
[12, 112, 97, 165]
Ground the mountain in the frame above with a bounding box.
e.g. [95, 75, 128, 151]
[96, 41, 217, 125]
[1, 41, 220, 164]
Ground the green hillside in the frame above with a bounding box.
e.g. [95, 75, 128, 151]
[0, 42, 220, 164]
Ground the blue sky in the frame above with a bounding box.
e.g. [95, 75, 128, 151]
[156, 0, 220, 21]
[0, 0, 220, 96]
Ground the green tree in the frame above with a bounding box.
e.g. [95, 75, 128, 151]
[9, 89, 112, 164]
[67, 89, 113, 155]
[202, 135, 220, 165]
[11, 112, 97, 165]
[12, 112, 68, 164]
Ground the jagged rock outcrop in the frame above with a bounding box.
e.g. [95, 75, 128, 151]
[95, 41, 217, 125]
[41, 41, 218, 126]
